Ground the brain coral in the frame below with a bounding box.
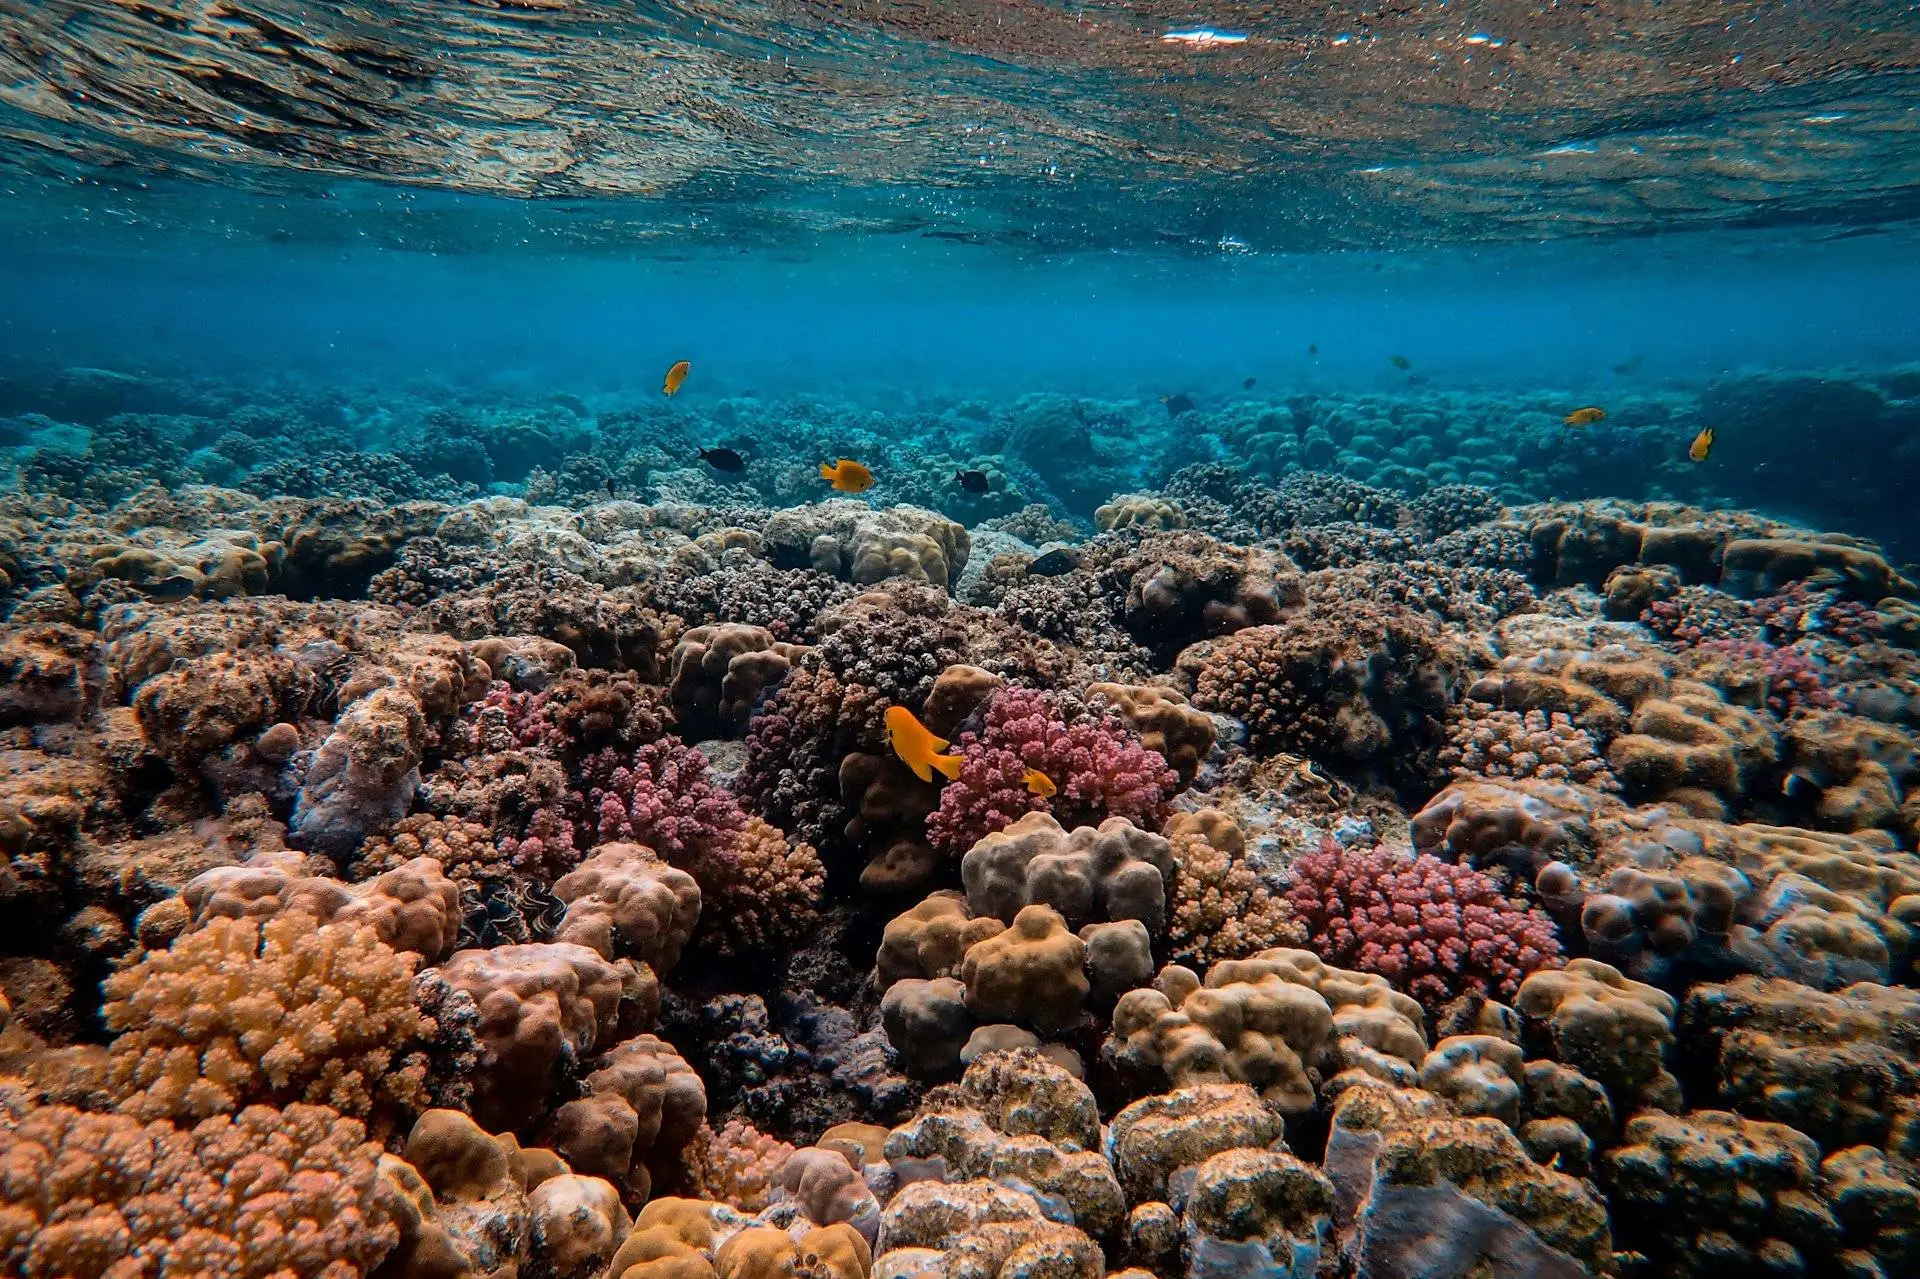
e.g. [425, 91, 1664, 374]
[0, 1095, 398, 1279]
[1282, 839, 1564, 1011]
[102, 913, 435, 1135]
[927, 686, 1176, 855]
[433, 941, 625, 1133]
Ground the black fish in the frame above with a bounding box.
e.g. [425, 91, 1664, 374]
[955, 469, 991, 494]
[1612, 355, 1645, 376]
[1243, 377, 1257, 390]
[1389, 354, 1411, 370]
[1308, 343, 1319, 357]
[1026, 547, 1081, 576]
[604, 478, 616, 496]
[1162, 393, 1196, 417]
[698, 447, 745, 472]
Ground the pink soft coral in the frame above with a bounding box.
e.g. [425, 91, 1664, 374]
[1283, 839, 1564, 1010]
[579, 739, 748, 865]
[926, 686, 1175, 854]
[1694, 638, 1838, 717]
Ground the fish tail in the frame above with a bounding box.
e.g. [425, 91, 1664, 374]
[930, 752, 964, 781]
[819, 462, 835, 481]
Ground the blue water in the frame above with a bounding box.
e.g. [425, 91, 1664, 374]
[6, 202, 1918, 397]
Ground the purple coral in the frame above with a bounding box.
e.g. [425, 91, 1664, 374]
[1752, 581, 1882, 647]
[1695, 638, 1837, 716]
[579, 738, 748, 865]
[1283, 839, 1564, 1009]
[926, 685, 1175, 854]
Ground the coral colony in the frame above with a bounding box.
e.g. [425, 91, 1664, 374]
[8, 368, 1920, 1279]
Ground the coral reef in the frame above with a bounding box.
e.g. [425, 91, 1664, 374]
[12, 365, 1920, 1278]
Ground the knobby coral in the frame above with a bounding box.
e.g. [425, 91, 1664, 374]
[0, 1095, 398, 1279]
[1281, 840, 1564, 1010]
[926, 686, 1175, 854]
[102, 912, 436, 1135]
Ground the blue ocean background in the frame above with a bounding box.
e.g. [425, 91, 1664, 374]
[8, 203, 1917, 397]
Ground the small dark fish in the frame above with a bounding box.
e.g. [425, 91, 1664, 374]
[1308, 343, 1319, 357]
[1162, 393, 1196, 417]
[1389, 354, 1411, 370]
[604, 478, 616, 496]
[955, 469, 991, 494]
[698, 447, 745, 472]
[135, 575, 197, 602]
[1612, 354, 1645, 376]
[1243, 376, 1257, 390]
[1026, 547, 1081, 576]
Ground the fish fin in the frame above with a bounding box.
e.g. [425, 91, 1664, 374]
[819, 462, 835, 481]
[930, 752, 964, 781]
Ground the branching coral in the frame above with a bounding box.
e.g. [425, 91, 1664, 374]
[1443, 705, 1621, 791]
[1281, 840, 1564, 1011]
[102, 913, 436, 1136]
[1163, 809, 1305, 968]
[1641, 586, 1764, 647]
[686, 1118, 797, 1212]
[1693, 638, 1837, 716]
[578, 739, 749, 863]
[0, 1095, 398, 1279]
[926, 686, 1175, 855]
[694, 816, 826, 959]
[737, 660, 867, 852]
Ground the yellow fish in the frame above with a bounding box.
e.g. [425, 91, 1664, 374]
[1389, 354, 1411, 370]
[1563, 406, 1606, 427]
[1688, 426, 1714, 462]
[885, 706, 963, 782]
[663, 360, 691, 397]
[1023, 768, 1056, 798]
[820, 458, 875, 493]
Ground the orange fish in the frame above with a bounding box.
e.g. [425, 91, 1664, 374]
[1023, 768, 1056, 798]
[885, 706, 963, 782]
[1688, 426, 1714, 462]
[663, 360, 691, 397]
[1563, 406, 1606, 427]
[820, 458, 875, 493]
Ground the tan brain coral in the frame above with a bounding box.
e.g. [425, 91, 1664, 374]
[377, 1108, 534, 1278]
[182, 852, 463, 962]
[1106, 950, 1427, 1115]
[878, 892, 1004, 988]
[550, 1033, 707, 1203]
[435, 941, 627, 1132]
[960, 904, 1089, 1035]
[669, 623, 808, 739]
[1515, 958, 1680, 1113]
